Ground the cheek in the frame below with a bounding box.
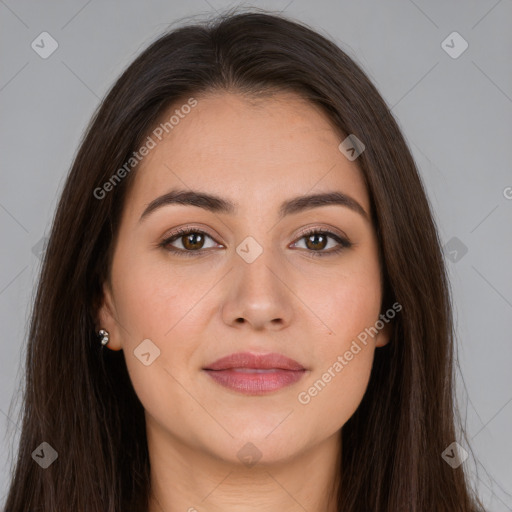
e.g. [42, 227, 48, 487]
[112, 254, 203, 341]
[296, 274, 381, 430]
[111, 256, 212, 416]
[296, 342, 375, 441]
[295, 256, 382, 432]
[307, 255, 383, 351]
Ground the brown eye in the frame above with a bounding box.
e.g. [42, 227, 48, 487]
[304, 232, 329, 251]
[291, 229, 352, 257]
[181, 232, 205, 250]
[160, 228, 219, 256]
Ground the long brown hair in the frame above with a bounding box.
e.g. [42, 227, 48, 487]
[3, 7, 485, 511]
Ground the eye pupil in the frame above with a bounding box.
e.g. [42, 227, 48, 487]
[305, 233, 327, 251]
[183, 232, 204, 250]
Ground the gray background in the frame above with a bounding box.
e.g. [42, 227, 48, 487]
[1, 0, 511, 510]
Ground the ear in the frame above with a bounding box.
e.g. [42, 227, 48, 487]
[96, 280, 123, 351]
[375, 317, 393, 348]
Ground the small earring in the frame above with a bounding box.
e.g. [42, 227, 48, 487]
[98, 329, 110, 346]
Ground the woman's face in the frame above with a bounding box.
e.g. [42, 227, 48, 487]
[98, 91, 391, 466]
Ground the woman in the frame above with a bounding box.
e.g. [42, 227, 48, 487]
[3, 8, 485, 512]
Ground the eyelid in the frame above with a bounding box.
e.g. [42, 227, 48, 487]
[163, 225, 222, 243]
[293, 223, 349, 241]
[161, 224, 348, 244]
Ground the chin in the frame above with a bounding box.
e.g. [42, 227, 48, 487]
[207, 427, 306, 465]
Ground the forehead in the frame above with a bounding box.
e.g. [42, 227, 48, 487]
[124, 91, 370, 220]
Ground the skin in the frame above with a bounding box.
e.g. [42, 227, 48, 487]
[97, 91, 392, 512]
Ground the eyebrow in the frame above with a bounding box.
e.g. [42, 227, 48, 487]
[139, 188, 369, 223]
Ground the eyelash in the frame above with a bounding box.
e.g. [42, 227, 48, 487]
[158, 227, 353, 258]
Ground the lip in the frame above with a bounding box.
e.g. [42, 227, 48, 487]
[203, 352, 307, 395]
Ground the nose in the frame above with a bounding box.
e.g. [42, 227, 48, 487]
[221, 246, 294, 331]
